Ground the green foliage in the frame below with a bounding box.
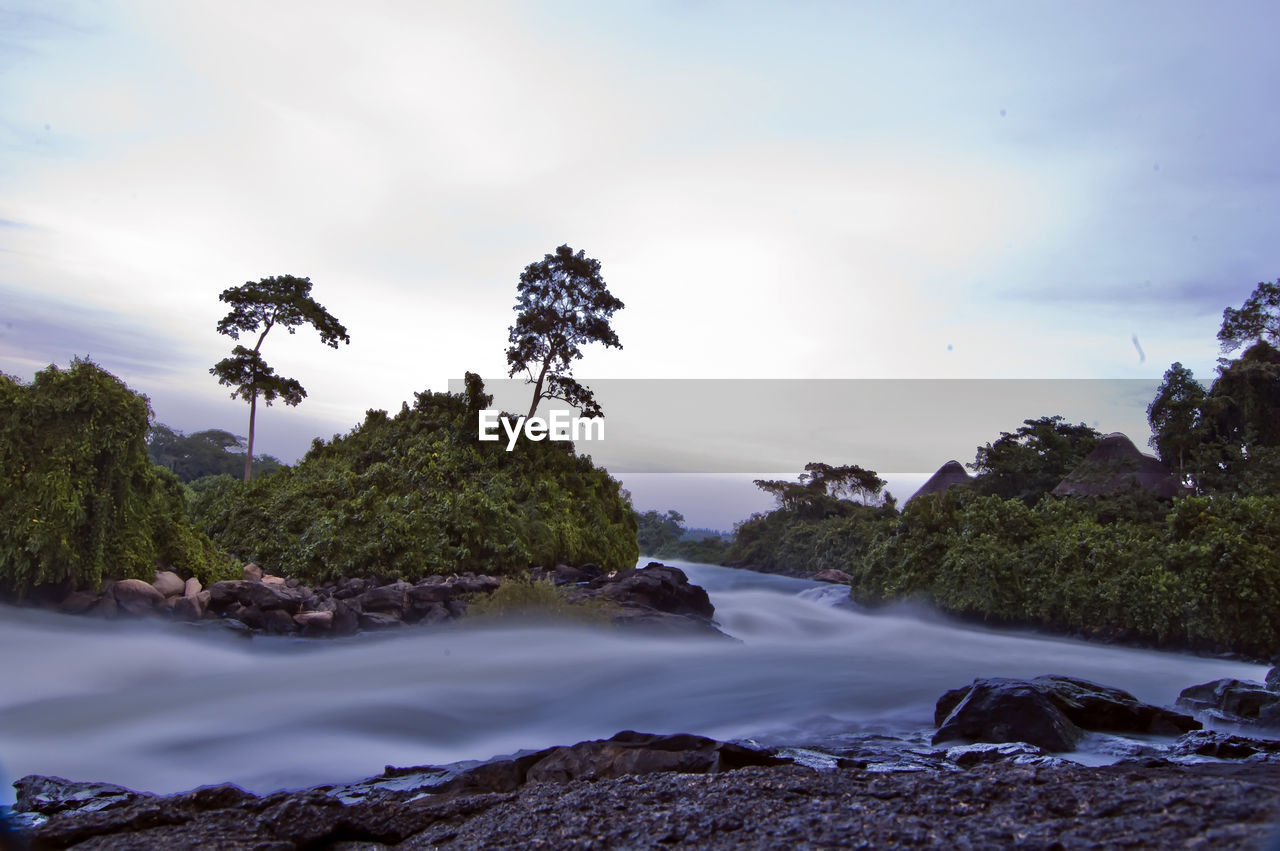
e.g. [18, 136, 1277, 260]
[969, 415, 1100, 503]
[506, 245, 624, 420]
[726, 501, 894, 578]
[210, 274, 350, 481]
[754, 461, 889, 520]
[466, 578, 616, 624]
[190, 376, 639, 585]
[147, 424, 282, 482]
[1219, 278, 1280, 353]
[0, 359, 236, 596]
[637, 509, 685, 554]
[1147, 362, 1206, 475]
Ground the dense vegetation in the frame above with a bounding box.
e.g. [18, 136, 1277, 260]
[727, 280, 1280, 657]
[190, 375, 638, 584]
[636, 509, 731, 563]
[147, 424, 282, 481]
[0, 359, 236, 597]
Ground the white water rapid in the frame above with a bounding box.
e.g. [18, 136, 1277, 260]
[0, 561, 1264, 803]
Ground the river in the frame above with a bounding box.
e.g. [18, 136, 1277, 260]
[0, 561, 1265, 803]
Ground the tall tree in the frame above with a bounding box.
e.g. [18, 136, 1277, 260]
[1146, 362, 1206, 476]
[1219, 278, 1280, 353]
[969, 415, 1100, 503]
[210, 275, 349, 481]
[506, 245, 623, 420]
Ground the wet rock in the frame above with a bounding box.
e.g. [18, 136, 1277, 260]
[943, 742, 1062, 768]
[110, 579, 166, 616]
[1267, 667, 1280, 690]
[584, 563, 714, 619]
[934, 678, 1084, 751]
[441, 731, 789, 795]
[331, 600, 361, 635]
[1178, 678, 1280, 727]
[15, 775, 146, 817]
[1168, 730, 1280, 759]
[152, 570, 185, 598]
[260, 609, 298, 634]
[1032, 675, 1199, 735]
[812, 568, 853, 584]
[447, 574, 502, 595]
[207, 580, 303, 612]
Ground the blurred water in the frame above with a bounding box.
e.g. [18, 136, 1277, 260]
[0, 560, 1264, 803]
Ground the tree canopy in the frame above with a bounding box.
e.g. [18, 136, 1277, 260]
[0, 359, 234, 597]
[969, 415, 1101, 503]
[211, 275, 349, 481]
[1219, 278, 1280, 353]
[506, 245, 623, 420]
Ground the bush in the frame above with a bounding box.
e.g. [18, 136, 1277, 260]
[466, 579, 615, 624]
[0, 359, 236, 596]
[190, 382, 639, 584]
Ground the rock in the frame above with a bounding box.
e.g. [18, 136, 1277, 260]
[943, 742, 1056, 768]
[58, 591, 100, 615]
[812, 568, 853, 584]
[549, 564, 602, 586]
[1178, 678, 1280, 727]
[586, 563, 714, 620]
[1032, 675, 1199, 735]
[441, 731, 789, 795]
[407, 583, 452, 607]
[207, 580, 303, 612]
[183, 577, 202, 598]
[1267, 667, 1280, 691]
[260, 609, 298, 635]
[152, 570, 185, 598]
[447, 574, 502, 595]
[934, 678, 1084, 751]
[359, 611, 404, 630]
[330, 600, 360, 636]
[110, 579, 166, 616]
[359, 581, 410, 613]
[172, 595, 205, 621]
[261, 574, 286, 587]
[14, 775, 146, 816]
[1168, 730, 1280, 760]
[294, 610, 334, 630]
[243, 563, 263, 582]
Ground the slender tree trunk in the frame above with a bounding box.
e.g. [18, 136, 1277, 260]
[244, 392, 257, 482]
[526, 356, 551, 421]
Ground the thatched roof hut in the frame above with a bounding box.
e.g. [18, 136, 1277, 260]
[1051, 432, 1189, 499]
[907, 460, 973, 503]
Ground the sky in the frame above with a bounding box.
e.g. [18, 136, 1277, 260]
[2, 1, 1279, 527]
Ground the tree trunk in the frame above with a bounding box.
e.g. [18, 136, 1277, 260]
[244, 392, 257, 482]
[526, 356, 551, 421]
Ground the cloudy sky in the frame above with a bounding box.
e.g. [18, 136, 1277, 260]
[3, 1, 1278, 525]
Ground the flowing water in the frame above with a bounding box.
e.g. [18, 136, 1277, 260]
[0, 561, 1265, 803]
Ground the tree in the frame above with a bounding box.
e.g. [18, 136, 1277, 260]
[1219, 279, 1280, 354]
[969, 415, 1100, 503]
[754, 461, 887, 518]
[210, 275, 349, 481]
[1147, 362, 1206, 476]
[506, 245, 623, 420]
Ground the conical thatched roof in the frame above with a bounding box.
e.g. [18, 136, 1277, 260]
[1051, 432, 1189, 499]
[908, 460, 973, 503]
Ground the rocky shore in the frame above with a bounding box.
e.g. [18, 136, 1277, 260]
[40, 561, 721, 638]
[11, 668, 1280, 849]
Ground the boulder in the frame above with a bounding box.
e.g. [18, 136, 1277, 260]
[58, 591, 100, 615]
[294, 611, 334, 630]
[260, 609, 298, 634]
[261, 574, 287, 588]
[1168, 730, 1280, 759]
[1031, 675, 1199, 735]
[172, 595, 205, 621]
[359, 611, 404, 630]
[183, 577, 202, 598]
[446, 574, 502, 595]
[934, 678, 1083, 752]
[330, 600, 361, 635]
[1178, 678, 1280, 726]
[812, 568, 853, 584]
[207, 580, 303, 612]
[587, 563, 714, 620]
[549, 563, 603, 586]
[243, 563, 263, 582]
[359, 581, 411, 613]
[110, 579, 166, 616]
[152, 570, 185, 598]
[1267, 667, 1280, 691]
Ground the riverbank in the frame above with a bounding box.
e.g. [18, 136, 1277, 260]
[10, 744, 1280, 848]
